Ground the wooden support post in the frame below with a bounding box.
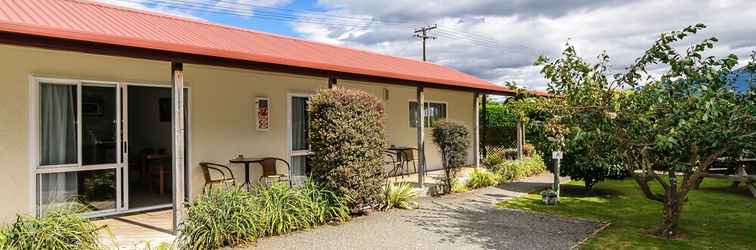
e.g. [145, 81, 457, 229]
[516, 119, 524, 159]
[328, 77, 337, 89]
[473, 93, 481, 168]
[481, 95, 488, 159]
[171, 62, 185, 234]
[417, 86, 425, 188]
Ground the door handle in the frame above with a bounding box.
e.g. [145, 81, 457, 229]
[123, 141, 128, 154]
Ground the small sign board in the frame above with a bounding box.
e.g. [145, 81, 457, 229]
[552, 151, 563, 160]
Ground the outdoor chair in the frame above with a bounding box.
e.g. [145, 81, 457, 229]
[199, 162, 236, 193]
[384, 150, 403, 177]
[259, 157, 291, 186]
[399, 148, 418, 176]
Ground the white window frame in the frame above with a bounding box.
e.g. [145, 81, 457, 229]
[408, 99, 449, 128]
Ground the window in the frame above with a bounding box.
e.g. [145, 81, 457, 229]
[409, 101, 447, 128]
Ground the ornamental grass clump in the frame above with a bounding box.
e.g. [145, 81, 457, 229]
[493, 154, 547, 181]
[383, 183, 418, 210]
[309, 88, 387, 211]
[465, 169, 501, 189]
[1, 207, 105, 250]
[432, 121, 471, 194]
[178, 188, 261, 249]
[178, 181, 350, 249]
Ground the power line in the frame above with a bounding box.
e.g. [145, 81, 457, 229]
[111, 0, 534, 54]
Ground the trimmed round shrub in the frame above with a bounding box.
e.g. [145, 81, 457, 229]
[309, 87, 387, 211]
[432, 121, 471, 193]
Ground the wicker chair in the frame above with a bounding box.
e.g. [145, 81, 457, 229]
[385, 150, 403, 177]
[199, 162, 236, 193]
[398, 148, 418, 176]
[259, 157, 291, 186]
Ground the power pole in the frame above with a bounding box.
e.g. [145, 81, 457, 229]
[414, 24, 437, 61]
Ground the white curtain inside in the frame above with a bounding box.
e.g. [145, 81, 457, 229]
[290, 96, 309, 181]
[39, 83, 79, 212]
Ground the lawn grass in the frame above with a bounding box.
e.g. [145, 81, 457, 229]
[498, 179, 756, 250]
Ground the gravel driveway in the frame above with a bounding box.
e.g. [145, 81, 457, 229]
[244, 173, 600, 250]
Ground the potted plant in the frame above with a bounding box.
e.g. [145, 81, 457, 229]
[540, 190, 558, 205]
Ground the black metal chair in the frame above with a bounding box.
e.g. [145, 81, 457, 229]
[259, 157, 291, 186]
[199, 162, 236, 193]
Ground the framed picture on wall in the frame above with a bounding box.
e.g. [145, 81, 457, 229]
[256, 97, 270, 131]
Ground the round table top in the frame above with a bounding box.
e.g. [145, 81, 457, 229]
[229, 157, 264, 163]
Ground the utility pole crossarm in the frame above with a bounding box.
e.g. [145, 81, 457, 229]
[414, 24, 438, 62]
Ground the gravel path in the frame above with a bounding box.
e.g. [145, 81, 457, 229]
[244, 173, 600, 250]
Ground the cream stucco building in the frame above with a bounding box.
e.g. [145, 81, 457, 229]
[0, 0, 520, 227]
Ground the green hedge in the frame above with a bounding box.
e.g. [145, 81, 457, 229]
[487, 154, 547, 181]
[465, 169, 501, 189]
[308, 88, 387, 210]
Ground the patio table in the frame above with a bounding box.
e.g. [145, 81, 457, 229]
[229, 157, 264, 192]
[387, 146, 418, 176]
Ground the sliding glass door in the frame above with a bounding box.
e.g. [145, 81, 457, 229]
[36, 80, 122, 216]
[289, 94, 310, 185]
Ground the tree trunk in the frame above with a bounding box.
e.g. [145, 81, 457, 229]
[584, 178, 594, 191]
[661, 195, 683, 238]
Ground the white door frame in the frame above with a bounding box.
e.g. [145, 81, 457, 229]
[28, 77, 192, 218]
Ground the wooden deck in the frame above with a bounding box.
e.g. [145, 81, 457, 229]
[94, 209, 176, 249]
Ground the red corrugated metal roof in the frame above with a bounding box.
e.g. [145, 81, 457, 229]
[0, 0, 516, 94]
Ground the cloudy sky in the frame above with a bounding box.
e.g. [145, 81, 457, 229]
[102, 0, 756, 90]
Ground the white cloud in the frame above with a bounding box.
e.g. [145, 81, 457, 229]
[97, 0, 292, 20]
[293, 0, 756, 90]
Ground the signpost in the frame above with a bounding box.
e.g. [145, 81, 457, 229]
[552, 150, 563, 200]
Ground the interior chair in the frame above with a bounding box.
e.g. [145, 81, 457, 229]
[199, 162, 236, 193]
[259, 157, 291, 186]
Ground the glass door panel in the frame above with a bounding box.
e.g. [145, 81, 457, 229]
[290, 95, 310, 185]
[36, 81, 122, 216]
[82, 85, 118, 165]
[38, 169, 117, 214]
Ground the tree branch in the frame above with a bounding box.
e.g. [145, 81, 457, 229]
[631, 173, 665, 202]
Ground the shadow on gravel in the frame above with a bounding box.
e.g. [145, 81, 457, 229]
[401, 179, 599, 250]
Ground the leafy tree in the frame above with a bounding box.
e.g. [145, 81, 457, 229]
[524, 44, 628, 191]
[612, 24, 756, 238]
[531, 23, 755, 238]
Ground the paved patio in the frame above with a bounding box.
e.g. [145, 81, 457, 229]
[247, 172, 600, 250]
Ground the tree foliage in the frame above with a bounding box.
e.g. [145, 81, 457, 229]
[612, 24, 756, 237]
[511, 44, 628, 191]
[527, 23, 756, 238]
[308, 88, 388, 211]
